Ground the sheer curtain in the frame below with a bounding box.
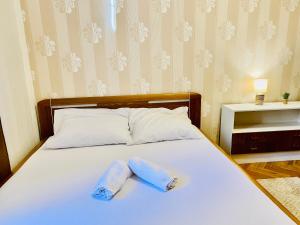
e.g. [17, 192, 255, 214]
[0, 0, 39, 171]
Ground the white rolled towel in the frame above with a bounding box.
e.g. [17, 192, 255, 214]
[128, 157, 177, 192]
[92, 160, 132, 200]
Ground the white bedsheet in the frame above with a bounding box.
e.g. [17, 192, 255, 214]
[0, 137, 295, 225]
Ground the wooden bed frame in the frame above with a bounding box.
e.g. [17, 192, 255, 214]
[17, 92, 299, 224]
[37, 92, 201, 140]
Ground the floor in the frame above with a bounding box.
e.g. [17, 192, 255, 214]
[240, 160, 300, 179]
[240, 160, 300, 224]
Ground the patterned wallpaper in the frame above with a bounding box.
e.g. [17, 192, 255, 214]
[20, 0, 300, 141]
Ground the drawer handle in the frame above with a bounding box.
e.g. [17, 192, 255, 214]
[294, 134, 300, 137]
[250, 147, 258, 150]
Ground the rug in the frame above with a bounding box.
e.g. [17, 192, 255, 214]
[257, 177, 300, 221]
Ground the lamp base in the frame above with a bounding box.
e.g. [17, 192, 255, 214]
[255, 94, 265, 105]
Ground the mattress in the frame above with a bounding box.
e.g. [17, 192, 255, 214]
[0, 136, 295, 225]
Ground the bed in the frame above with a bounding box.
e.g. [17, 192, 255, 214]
[0, 93, 297, 225]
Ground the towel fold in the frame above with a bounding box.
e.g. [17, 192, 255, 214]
[128, 157, 177, 192]
[92, 160, 132, 200]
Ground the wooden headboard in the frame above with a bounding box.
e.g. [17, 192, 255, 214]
[37, 92, 201, 140]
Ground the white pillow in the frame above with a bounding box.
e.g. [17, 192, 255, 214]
[53, 108, 129, 134]
[128, 107, 201, 145]
[45, 112, 130, 149]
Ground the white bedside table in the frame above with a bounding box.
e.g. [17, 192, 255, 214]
[219, 102, 300, 154]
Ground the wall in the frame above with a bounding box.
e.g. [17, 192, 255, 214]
[21, 0, 300, 141]
[0, 0, 39, 170]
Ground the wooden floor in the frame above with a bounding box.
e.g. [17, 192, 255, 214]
[240, 160, 300, 224]
[240, 160, 300, 179]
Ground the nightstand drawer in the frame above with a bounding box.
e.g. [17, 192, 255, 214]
[232, 132, 273, 154]
[290, 130, 300, 150]
[231, 130, 300, 154]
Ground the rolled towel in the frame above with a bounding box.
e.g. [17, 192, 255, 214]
[92, 160, 132, 200]
[128, 157, 177, 192]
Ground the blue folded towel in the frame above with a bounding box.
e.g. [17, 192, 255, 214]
[128, 157, 177, 191]
[92, 160, 132, 200]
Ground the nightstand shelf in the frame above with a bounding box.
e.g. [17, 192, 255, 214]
[220, 102, 300, 154]
[233, 121, 300, 133]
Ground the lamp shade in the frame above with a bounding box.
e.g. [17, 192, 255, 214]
[254, 79, 268, 94]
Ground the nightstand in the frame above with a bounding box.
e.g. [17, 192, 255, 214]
[220, 102, 300, 154]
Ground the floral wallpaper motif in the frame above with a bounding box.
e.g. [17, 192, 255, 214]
[195, 49, 213, 68]
[116, 0, 124, 14]
[219, 21, 236, 41]
[21, 9, 26, 23]
[282, 0, 299, 12]
[54, 0, 77, 14]
[130, 22, 149, 43]
[83, 22, 102, 44]
[110, 51, 127, 72]
[157, 50, 171, 70]
[21, 0, 300, 141]
[260, 21, 276, 40]
[217, 74, 232, 93]
[176, 21, 193, 42]
[36, 35, 56, 57]
[241, 0, 260, 13]
[175, 76, 192, 92]
[88, 80, 107, 96]
[63, 53, 81, 73]
[154, 0, 171, 14]
[198, 0, 216, 13]
[202, 100, 211, 118]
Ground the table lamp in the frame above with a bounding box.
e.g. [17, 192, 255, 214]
[254, 79, 268, 105]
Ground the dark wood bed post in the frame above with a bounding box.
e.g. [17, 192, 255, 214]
[0, 119, 11, 187]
